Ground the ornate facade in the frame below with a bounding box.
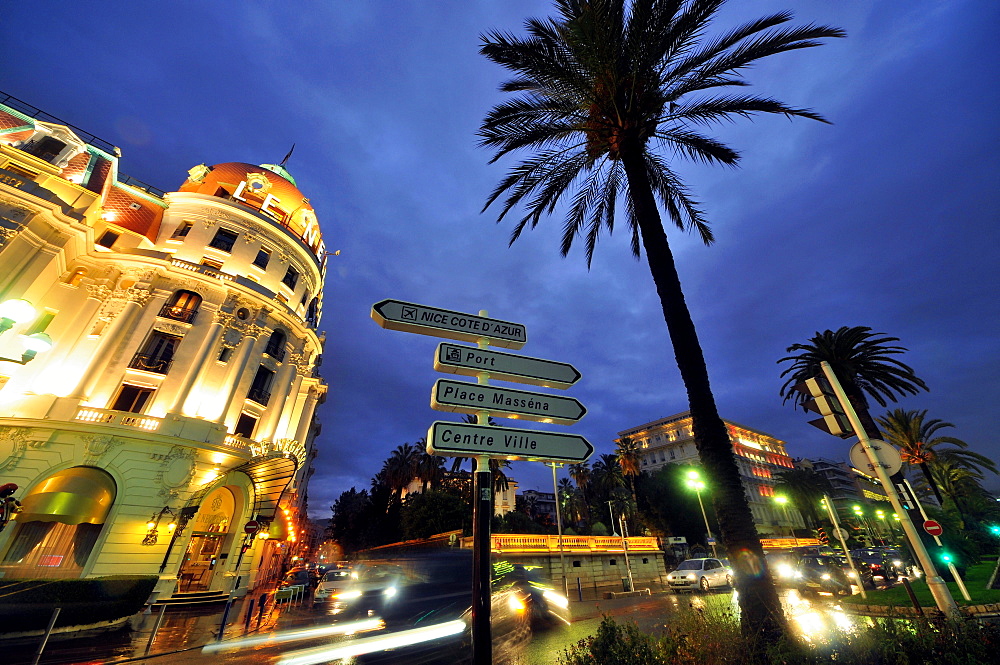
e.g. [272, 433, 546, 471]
[0, 94, 327, 600]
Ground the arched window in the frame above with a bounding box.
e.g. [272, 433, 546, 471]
[160, 290, 202, 323]
[263, 329, 286, 362]
[0, 467, 116, 579]
[306, 297, 320, 328]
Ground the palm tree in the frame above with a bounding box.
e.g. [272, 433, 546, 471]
[415, 440, 446, 493]
[877, 409, 983, 507]
[779, 327, 928, 438]
[383, 442, 419, 502]
[615, 436, 642, 508]
[480, 0, 842, 638]
[771, 467, 831, 529]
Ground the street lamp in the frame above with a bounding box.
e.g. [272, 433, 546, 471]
[685, 470, 717, 558]
[773, 495, 795, 541]
[852, 505, 876, 545]
[0, 299, 52, 364]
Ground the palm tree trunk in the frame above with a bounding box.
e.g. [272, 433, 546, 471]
[919, 461, 946, 506]
[620, 144, 785, 642]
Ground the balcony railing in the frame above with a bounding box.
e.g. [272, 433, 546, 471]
[247, 386, 271, 406]
[481, 534, 662, 553]
[74, 408, 161, 431]
[263, 345, 285, 362]
[158, 304, 198, 324]
[128, 353, 172, 374]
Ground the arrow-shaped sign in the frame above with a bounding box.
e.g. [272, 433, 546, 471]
[426, 421, 594, 463]
[434, 343, 581, 389]
[431, 379, 586, 425]
[371, 299, 526, 349]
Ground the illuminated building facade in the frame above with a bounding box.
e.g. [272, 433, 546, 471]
[618, 412, 804, 537]
[0, 94, 326, 601]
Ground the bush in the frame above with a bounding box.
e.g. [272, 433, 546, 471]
[558, 603, 1000, 665]
[0, 575, 157, 634]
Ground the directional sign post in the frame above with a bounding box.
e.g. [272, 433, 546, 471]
[431, 379, 586, 425]
[371, 300, 526, 349]
[427, 421, 594, 464]
[434, 343, 581, 389]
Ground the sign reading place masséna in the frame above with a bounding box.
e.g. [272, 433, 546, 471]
[371, 299, 526, 349]
[431, 379, 586, 425]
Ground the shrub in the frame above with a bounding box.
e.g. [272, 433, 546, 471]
[0, 575, 157, 634]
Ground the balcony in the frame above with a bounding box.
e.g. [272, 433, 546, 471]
[74, 407, 161, 431]
[262, 344, 285, 362]
[128, 353, 172, 374]
[246, 386, 271, 406]
[158, 304, 198, 324]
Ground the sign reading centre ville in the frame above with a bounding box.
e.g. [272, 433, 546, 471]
[434, 343, 582, 389]
[371, 300, 526, 349]
[431, 379, 586, 425]
[427, 421, 594, 463]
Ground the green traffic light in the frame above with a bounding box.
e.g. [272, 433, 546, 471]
[940, 551, 953, 564]
[989, 525, 1000, 536]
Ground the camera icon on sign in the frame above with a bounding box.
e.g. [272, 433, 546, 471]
[446, 347, 462, 362]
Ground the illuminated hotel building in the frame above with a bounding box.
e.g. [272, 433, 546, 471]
[618, 412, 804, 537]
[0, 94, 326, 601]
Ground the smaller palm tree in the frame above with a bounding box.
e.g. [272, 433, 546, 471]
[615, 436, 642, 508]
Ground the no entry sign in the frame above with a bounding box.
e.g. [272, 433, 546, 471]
[923, 519, 943, 537]
[244, 520, 260, 534]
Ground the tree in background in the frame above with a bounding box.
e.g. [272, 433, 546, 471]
[771, 467, 831, 530]
[615, 436, 642, 509]
[480, 0, 843, 641]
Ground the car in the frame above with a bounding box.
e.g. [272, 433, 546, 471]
[796, 555, 853, 596]
[313, 565, 354, 604]
[491, 562, 570, 630]
[874, 548, 919, 577]
[280, 567, 315, 589]
[319, 563, 409, 618]
[850, 549, 899, 586]
[666, 557, 733, 592]
[834, 555, 875, 589]
[764, 551, 803, 588]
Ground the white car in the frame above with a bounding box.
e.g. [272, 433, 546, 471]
[667, 558, 733, 592]
[315, 563, 407, 610]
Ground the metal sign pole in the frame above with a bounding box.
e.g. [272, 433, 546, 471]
[470, 316, 492, 665]
[550, 462, 569, 597]
[819, 361, 959, 617]
[903, 479, 970, 601]
[823, 493, 866, 599]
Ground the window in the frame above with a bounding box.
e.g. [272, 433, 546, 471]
[110, 384, 155, 413]
[170, 222, 193, 239]
[201, 257, 224, 270]
[252, 248, 270, 269]
[208, 228, 238, 252]
[281, 265, 299, 289]
[247, 366, 275, 406]
[642, 558, 649, 565]
[160, 290, 201, 323]
[234, 413, 258, 438]
[573, 561, 581, 568]
[65, 267, 87, 286]
[609, 559, 617, 566]
[22, 136, 66, 163]
[218, 346, 233, 363]
[129, 331, 182, 374]
[97, 231, 119, 248]
[263, 330, 286, 361]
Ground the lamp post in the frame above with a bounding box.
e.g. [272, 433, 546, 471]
[685, 470, 717, 558]
[0, 299, 53, 364]
[852, 505, 877, 545]
[773, 495, 796, 543]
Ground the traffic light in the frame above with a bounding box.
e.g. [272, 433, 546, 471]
[816, 527, 829, 545]
[939, 550, 954, 565]
[988, 524, 1000, 537]
[792, 376, 854, 438]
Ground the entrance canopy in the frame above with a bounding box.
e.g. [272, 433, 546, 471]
[235, 453, 297, 522]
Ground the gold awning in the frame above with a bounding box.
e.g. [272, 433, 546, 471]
[267, 510, 290, 541]
[16, 467, 116, 525]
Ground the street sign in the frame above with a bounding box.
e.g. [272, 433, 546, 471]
[371, 299, 526, 349]
[849, 440, 902, 476]
[834, 527, 849, 540]
[426, 421, 594, 463]
[431, 379, 586, 425]
[923, 520, 944, 537]
[243, 520, 260, 535]
[434, 343, 581, 389]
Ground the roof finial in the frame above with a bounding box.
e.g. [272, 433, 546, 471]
[279, 143, 296, 167]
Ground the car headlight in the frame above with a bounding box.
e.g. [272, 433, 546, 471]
[686, 574, 697, 581]
[384, 586, 397, 597]
[893, 560, 903, 568]
[542, 590, 569, 609]
[335, 590, 362, 600]
[508, 595, 526, 612]
[847, 571, 858, 579]
[776, 564, 794, 578]
[821, 573, 831, 580]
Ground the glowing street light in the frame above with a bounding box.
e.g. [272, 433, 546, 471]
[0, 299, 52, 364]
[773, 495, 796, 542]
[685, 469, 717, 558]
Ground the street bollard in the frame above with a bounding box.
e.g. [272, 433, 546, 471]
[30, 607, 60, 665]
[243, 598, 255, 632]
[577, 577, 583, 602]
[256, 594, 268, 631]
[900, 577, 925, 618]
[144, 604, 167, 656]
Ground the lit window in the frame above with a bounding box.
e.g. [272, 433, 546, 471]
[208, 228, 238, 252]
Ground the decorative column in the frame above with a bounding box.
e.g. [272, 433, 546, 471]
[70, 287, 152, 399]
[38, 284, 110, 375]
[162, 307, 227, 415]
[272, 364, 305, 441]
[292, 385, 322, 446]
[216, 323, 266, 425]
[256, 355, 298, 442]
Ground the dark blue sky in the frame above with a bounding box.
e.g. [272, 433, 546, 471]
[3, 1, 997, 518]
